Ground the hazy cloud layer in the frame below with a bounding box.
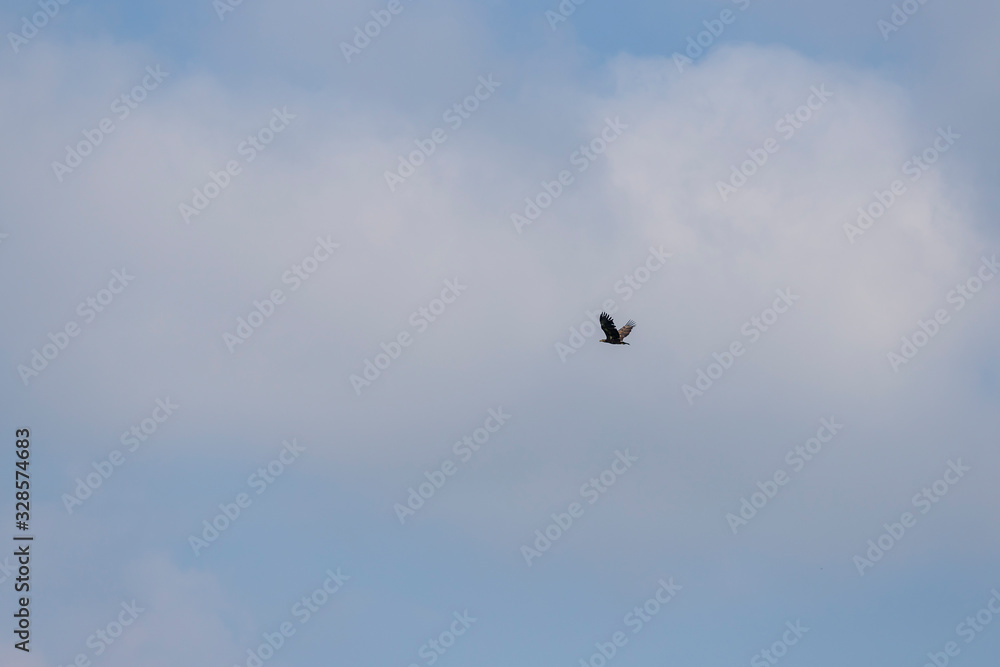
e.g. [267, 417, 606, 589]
[1, 1, 998, 665]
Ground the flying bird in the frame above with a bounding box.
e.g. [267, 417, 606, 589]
[599, 312, 635, 345]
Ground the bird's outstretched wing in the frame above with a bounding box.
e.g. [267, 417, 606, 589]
[618, 319, 636, 341]
[599, 312, 621, 343]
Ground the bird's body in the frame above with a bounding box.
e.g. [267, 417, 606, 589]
[599, 312, 635, 345]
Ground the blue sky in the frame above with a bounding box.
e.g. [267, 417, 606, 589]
[1, 0, 999, 665]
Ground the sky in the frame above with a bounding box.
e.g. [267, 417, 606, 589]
[1, 0, 999, 665]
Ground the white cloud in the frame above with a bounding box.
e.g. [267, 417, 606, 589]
[2, 11, 999, 662]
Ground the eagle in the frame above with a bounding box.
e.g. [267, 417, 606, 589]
[599, 312, 635, 345]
